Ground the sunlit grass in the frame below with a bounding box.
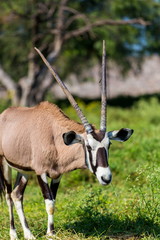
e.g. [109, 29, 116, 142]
[0, 97, 160, 239]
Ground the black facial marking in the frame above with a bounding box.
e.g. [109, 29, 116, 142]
[84, 142, 89, 168]
[108, 141, 112, 149]
[86, 146, 109, 174]
[86, 145, 96, 174]
[86, 131, 109, 173]
[96, 147, 108, 168]
[91, 131, 105, 142]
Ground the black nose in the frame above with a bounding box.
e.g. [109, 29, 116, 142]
[101, 176, 112, 184]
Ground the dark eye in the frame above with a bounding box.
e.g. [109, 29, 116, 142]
[87, 145, 92, 151]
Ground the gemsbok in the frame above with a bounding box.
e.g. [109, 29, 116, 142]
[0, 41, 133, 239]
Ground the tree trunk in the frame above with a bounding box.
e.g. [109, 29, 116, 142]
[0, 0, 149, 107]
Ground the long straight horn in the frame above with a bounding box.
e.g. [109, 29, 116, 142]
[35, 47, 93, 134]
[100, 40, 107, 132]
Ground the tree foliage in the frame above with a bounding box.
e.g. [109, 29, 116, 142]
[0, 0, 159, 106]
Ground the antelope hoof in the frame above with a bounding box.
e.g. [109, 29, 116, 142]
[46, 231, 55, 239]
[24, 232, 35, 240]
[10, 229, 18, 240]
[25, 236, 35, 240]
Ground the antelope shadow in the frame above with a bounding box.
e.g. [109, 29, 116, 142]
[63, 207, 160, 239]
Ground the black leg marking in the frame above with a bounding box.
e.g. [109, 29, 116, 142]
[5, 182, 16, 229]
[50, 179, 60, 200]
[37, 174, 55, 236]
[37, 175, 52, 200]
[2, 161, 18, 239]
[11, 173, 35, 239]
[13, 173, 28, 201]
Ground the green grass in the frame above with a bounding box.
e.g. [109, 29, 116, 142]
[0, 97, 160, 239]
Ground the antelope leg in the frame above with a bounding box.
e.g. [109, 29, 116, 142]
[37, 173, 56, 236]
[11, 173, 35, 240]
[50, 176, 61, 200]
[3, 161, 17, 240]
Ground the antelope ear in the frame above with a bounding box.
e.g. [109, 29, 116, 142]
[63, 131, 83, 145]
[108, 128, 134, 142]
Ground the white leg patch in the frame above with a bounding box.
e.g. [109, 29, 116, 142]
[45, 199, 55, 215]
[14, 200, 35, 239]
[45, 199, 55, 235]
[41, 173, 48, 183]
[10, 228, 18, 240]
[23, 229, 35, 240]
[7, 196, 17, 240]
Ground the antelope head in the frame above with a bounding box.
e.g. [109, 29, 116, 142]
[35, 41, 133, 185]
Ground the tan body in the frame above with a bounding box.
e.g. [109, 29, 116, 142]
[0, 101, 86, 178]
[0, 44, 134, 240]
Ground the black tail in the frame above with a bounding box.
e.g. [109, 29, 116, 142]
[0, 164, 5, 200]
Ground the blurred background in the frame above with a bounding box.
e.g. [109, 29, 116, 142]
[0, 0, 160, 107]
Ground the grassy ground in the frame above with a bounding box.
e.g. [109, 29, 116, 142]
[0, 97, 160, 239]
